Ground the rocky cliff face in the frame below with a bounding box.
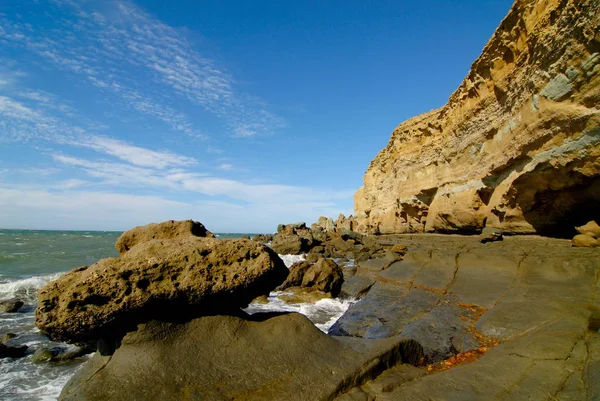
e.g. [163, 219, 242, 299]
[354, 0, 600, 237]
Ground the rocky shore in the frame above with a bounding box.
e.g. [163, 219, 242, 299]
[25, 218, 599, 400]
[17, 0, 600, 399]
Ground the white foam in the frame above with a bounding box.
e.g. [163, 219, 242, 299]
[244, 291, 356, 333]
[0, 273, 64, 304]
[278, 254, 305, 268]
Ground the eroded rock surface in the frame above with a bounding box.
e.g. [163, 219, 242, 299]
[354, 0, 600, 237]
[36, 237, 288, 343]
[330, 234, 600, 400]
[279, 258, 344, 296]
[114, 219, 214, 255]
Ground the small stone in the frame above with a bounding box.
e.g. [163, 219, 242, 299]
[1, 332, 17, 342]
[575, 221, 600, 239]
[481, 227, 503, 243]
[0, 299, 24, 313]
[572, 234, 599, 247]
[0, 343, 28, 359]
[390, 244, 408, 255]
[31, 347, 57, 363]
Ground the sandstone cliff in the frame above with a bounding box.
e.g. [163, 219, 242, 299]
[354, 0, 600, 237]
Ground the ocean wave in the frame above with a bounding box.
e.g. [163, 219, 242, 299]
[0, 273, 64, 304]
[244, 292, 355, 333]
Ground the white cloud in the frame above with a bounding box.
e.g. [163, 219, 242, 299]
[83, 136, 197, 169]
[0, 95, 43, 122]
[50, 151, 354, 211]
[17, 167, 60, 176]
[0, 185, 352, 232]
[0, 0, 284, 138]
[217, 163, 233, 171]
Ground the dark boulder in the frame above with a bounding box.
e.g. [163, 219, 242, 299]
[0, 343, 28, 359]
[58, 313, 423, 401]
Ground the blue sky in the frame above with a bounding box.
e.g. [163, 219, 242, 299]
[0, 0, 512, 233]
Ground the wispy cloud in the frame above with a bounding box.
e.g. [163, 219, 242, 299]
[50, 151, 353, 207]
[217, 163, 234, 171]
[82, 136, 197, 169]
[0, 0, 284, 138]
[0, 2, 354, 232]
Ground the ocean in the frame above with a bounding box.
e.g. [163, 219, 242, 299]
[0, 229, 354, 400]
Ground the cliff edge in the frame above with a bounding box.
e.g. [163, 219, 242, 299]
[354, 0, 600, 237]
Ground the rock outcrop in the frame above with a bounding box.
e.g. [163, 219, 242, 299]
[115, 219, 214, 255]
[354, 0, 600, 237]
[329, 234, 600, 400]
[270, 220, 388, 260]
[279, 258, 344, 296]
[36, 223, 288, 344]
[59, 313, 423, 401]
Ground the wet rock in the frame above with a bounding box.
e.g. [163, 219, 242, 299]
[115, 219, 214, 255]
[279, 258, 344, 297]
[36, 236, 288, 344]
[59, 313, 423, 401]
[0, 343, 28, 359]
[32, 346, 90, 363]
[1, 332, 17, 342]
[0, 299, 24, 313]
[278, 287, 332, 304]
[251, 295, 269, 304]
[329, 283, 439, 339]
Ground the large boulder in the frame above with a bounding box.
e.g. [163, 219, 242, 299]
[270, 222, 318, 254]
[58, 313, 423, 401]
[279, 258, 344, 296]
[115, 219, 214, 255]
[36, 237, 288, 344]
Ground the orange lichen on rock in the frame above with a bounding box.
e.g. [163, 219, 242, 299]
[426, 340, 500, 373]
[425, 301, 499, 373]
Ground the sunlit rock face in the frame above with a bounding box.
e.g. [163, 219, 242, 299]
[354, 0, 600, 237]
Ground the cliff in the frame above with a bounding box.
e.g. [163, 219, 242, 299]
[354, 0, 600, 237]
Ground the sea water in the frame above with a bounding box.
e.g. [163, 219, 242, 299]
[0, 229, 354, 400]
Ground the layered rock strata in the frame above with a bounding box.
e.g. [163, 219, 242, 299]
[354, 0, 600, 237]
